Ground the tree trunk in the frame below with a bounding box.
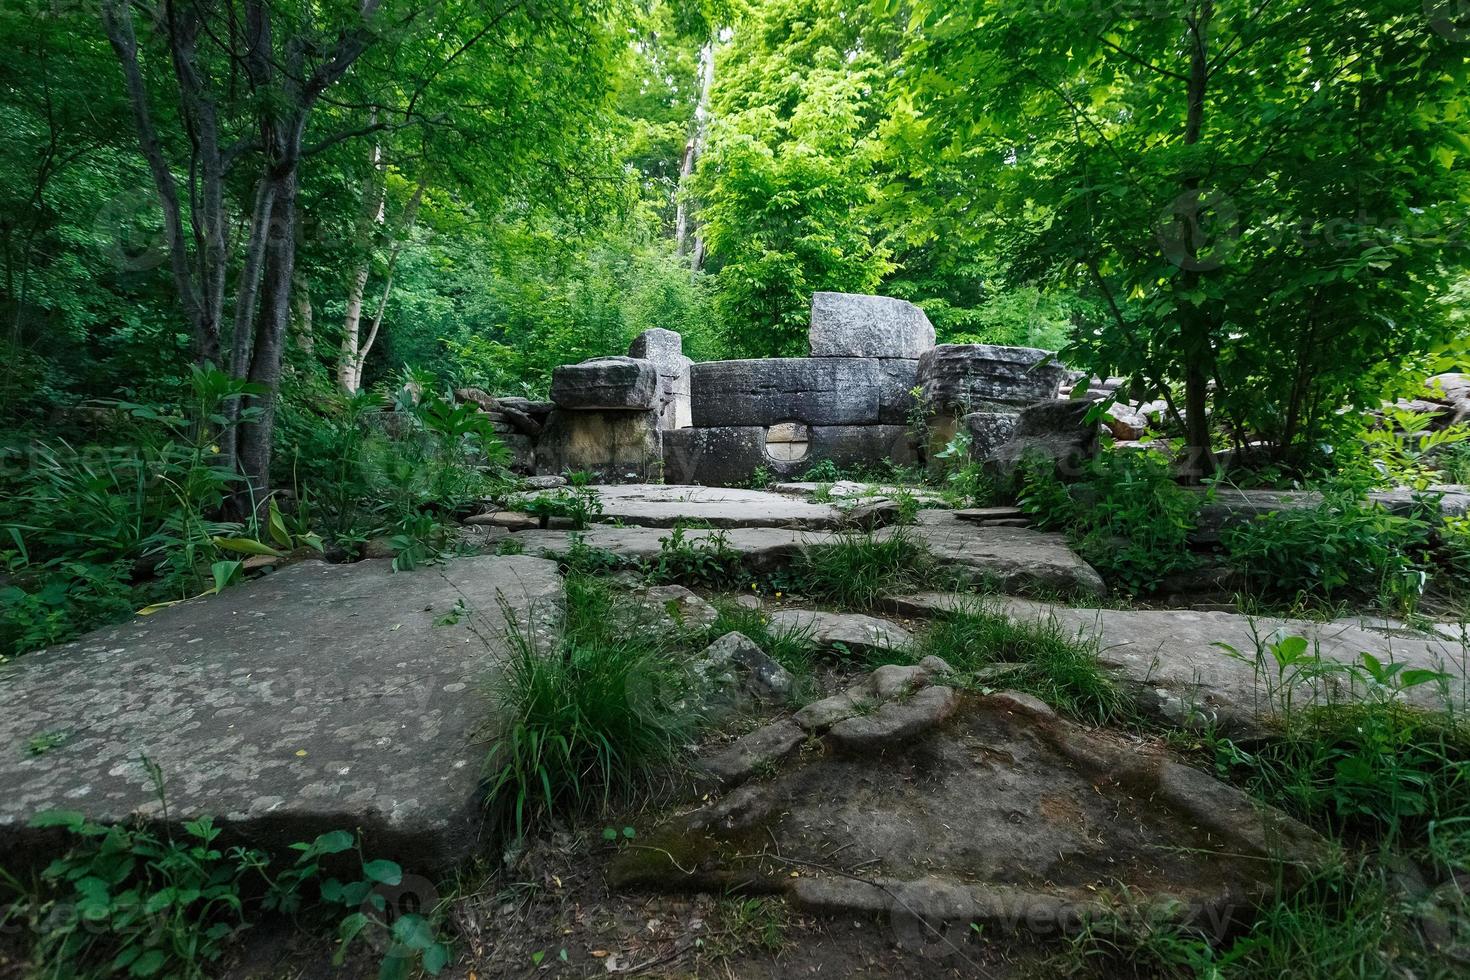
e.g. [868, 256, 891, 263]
[674, 40, 715, 264]
[338, 134, 385, 392]
[1177, 0, 1217, 480]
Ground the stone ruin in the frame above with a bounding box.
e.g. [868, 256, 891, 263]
[474, 292, 1084, 485]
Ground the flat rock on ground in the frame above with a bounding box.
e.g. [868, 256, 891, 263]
[510, 484, 846, 529]
[890, 594, 1469, 730]
[766, 609, 914, 655]
[0, 556, 564, 871]
[771, 481, 948, 506]
[890, 510, 1106, 598]
[615, 691, 1327, 940]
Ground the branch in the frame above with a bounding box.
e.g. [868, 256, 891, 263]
[1098, 36, 1189, 82]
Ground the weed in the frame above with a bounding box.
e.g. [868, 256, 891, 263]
[798, 458, 844, 483]
[481, 575, 695, 839]
[511, 483, 603, 530]
[647, 525, 744, 589]
[495, 537, 526, 556]
[791, 529, 932, 611]
[901, 599, 1123, 724]
[554, 534, 635, 576]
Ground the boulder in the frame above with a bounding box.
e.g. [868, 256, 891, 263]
[549, 356, 658, 411]
[664, 424, 917, 487]
[808, 292, 936, 359]
[628, 328, 693, 430]
[534, 408, 662, 482]
[917, 344, 1069, 414]
[963, 411, 1019, 463]
[986, 399, 1101, 480]
[0, 556, 565, 872]
[766, 609, 914, 656]
[693, 631, 795, 709]
[632, 584, 720, 631]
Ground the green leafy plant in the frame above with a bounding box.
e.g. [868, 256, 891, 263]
[512, 484, 603, 530]
[791, 528, 932, 611]
[647, 525, 744, 589]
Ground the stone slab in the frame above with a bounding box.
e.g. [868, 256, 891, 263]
[894, 510, 1106, 597]
[690, 358, 884, 427]
[663, 424, 917, 487]
[0, 556, 565, 870]
[509, 484, 846, 530]
[1190, 485, 1470, 544]
[808, 292, 936, 359]
[534, 408, 663, 483]
[550, 356, 658, 410]
[917, 344, 1068, 413]
[766, 609, 914, 655]
[890, 594, 1469, 731]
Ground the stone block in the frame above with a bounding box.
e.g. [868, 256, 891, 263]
[964, 412, 1019, 463]
[628, 328, 693, 430]
[808, 292, 936, 359]
[690, 358, 883, 427]
[987, 399, 1100, 480]
[663, 424, 916, 486]
[917, 344, 1069, 414]
[550, 356, 657, 410]
[534, 408, 662, 482]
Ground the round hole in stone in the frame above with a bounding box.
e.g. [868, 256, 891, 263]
[765, 421, 811, 462]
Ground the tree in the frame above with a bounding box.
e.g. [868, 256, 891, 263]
[894, 0, 1470, 472]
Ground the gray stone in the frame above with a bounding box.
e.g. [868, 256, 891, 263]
[917, 344, 1068, 413]
[1190, 485, 1470, 544]
[694, 631, 795, 706]
[611, 690, 1329, 933]
[964, 411, 1019, 463]
[827, 685, 960, 751]
[792, 690, 867, 733]
[549, 356, 658, 410]
[0, 556, 565, 871]
[511, 484, 845, 530]
[690, 358, 884, 427]
[520, 475, 568, 490]
[988, 598, 1470, 731]
[808, 292, 936, 359]
[897, 510, 1106, 597]
[695, 720, 806, 790]
[766, 609, 913, 656]
[663, 424, 916, 487]
[514, 525, 813, 574]
[632, 584, 720, 630]
[534, 408, 662, 483]
[987, 399, 1101, 480]
[628, 328, 693, 430]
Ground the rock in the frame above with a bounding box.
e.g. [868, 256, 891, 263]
[497, 397, 555, 423]
[360, 536, 397, 560]
[511, 484, 844, 530]
[628, 328, 693, 430]
[839, 498, 900, 530]
[899, 510, 1106, 597]
[691, 358, 895, 427]
[454, 387, 498, 411]
[766, 609, 914, 656]
[695, 719, 806, 790]
[793, 690, 866, 732]
[520, 475, 568, 490]
[515, 525, 812, 575]
[954, 506, 1026, 523]
[733, 593, 763, 610]
[0, 556, 565, 872]
[917, 344, 1069, 414]
[961, 411, 1019, 464]
[612, 689, 1329, 933]
[990, 598, 1470, 731]
[534, 408, 663, 483]
[827, 685, 960, 751]
[986, 399, 1101, 480]
[663, 424, 917, 487]
[549, 356, 658, 410]
[499, 432, 535, 474]
[1190, 485, 1470, 544]
[1104, 403, 1147, 441]
[693, 632, 795, 708]
[632, 584, 720, 630]
[808, 292, 936, 359]
[482, 511, 540, 532]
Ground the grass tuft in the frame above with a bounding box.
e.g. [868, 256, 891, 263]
[792, 528, 932, 611]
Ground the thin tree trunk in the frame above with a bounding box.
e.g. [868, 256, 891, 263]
[1177, 0, 1217, 481]
[346, 174, 425, 390]
[674, 40, 715, 263]
[338, 132, 385, 392]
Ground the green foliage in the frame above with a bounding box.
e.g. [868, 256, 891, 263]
[1020, 448, 1202, 595]
[647, 525, 745, 589]
[1350, 408, 1470, 490]
[510, 482, 604, 531]
[8, 768, 448, 980]
[1223, 491, 1430, 606]
[790, 529, 932, 611]
[901, 600, 1122, 725]
[482, 575, 695, 838]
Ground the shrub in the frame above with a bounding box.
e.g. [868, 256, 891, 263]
[481, 576, 695, 838]
[1020, 448, 1201, 595]
[1222, 490, 1429, 607]
[791, 529, 932, 610]
[647, 525, 744, 589]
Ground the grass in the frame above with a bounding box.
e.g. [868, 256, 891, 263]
[481, 575, 697, 839]
[891, 598, 1124, 724]
[790, 528, 932, 611]
[703, 599, 818, 702]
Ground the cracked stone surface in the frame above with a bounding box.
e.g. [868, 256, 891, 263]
[0, 556, 564, 870]
[611, 691, 1330, 937]
[890, 593, 1469, 731]
[509, 484, 848, 530]
[890, 510, 1106, 597]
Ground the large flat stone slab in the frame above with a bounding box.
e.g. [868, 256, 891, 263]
[892, 510, 1106, 597]
[0, 556, 564, 870]
[690, 358, 915, 427]
[808, 292, 935, 359]
[663, 425, 917, 486]
[514, 525, 815, 574]
[891, 594, 1469, 730]
[510, 484, 845, 530]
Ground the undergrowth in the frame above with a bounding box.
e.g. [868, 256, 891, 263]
[789, 529, 933, 611]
